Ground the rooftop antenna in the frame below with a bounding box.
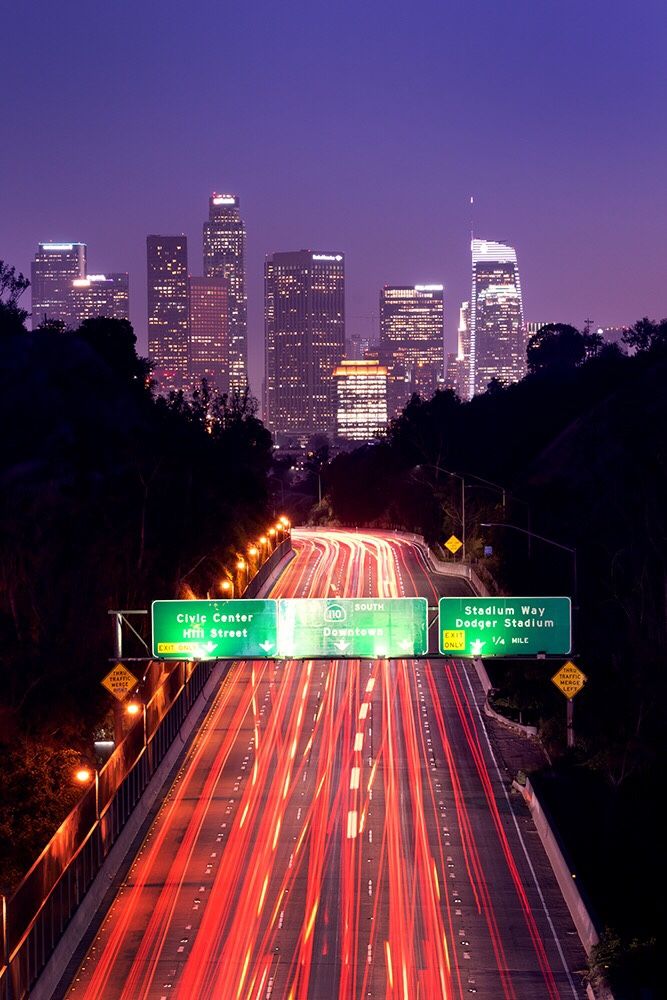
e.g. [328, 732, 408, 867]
[470, 194, 475, 245]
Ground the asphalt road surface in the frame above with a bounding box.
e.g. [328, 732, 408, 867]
[63, 528, 587, 999]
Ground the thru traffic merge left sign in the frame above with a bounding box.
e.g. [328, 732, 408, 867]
[551, 661, 587, 700]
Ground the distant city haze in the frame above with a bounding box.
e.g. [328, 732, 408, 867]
[3, 0, 666, 397]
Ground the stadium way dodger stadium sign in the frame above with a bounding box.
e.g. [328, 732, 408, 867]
[439, 597, 571, 657]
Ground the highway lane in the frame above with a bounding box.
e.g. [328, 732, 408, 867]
[63, 528, 586, 999]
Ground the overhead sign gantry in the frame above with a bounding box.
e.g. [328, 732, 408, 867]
[151, 596, 572, 660]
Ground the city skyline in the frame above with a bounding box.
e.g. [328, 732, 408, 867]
[4, 1, 665, 397]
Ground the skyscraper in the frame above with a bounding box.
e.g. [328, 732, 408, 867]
[31, 242, 87, 329]
[379, 285, 445, 416]
[70, 273, 129, 325]
[146, 236, 189, 392]
[470, 239, 524, 395]
[188, 276, 228, 391]
[334, 360, 388, 442]
[265, 250, 345, 442]
[203, 194, 248, 389]
[455, 300, 471, 399]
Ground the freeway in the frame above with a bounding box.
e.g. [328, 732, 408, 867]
[62, 528, 586, 999]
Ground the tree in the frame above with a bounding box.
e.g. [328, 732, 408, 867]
[0, 260, 30, 337]
[0, 260, 29, 306]
[622, 316, 667, 355]
[77, 316, 152, 389]
[526, 323, 588, 373]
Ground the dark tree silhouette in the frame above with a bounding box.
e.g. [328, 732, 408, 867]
[622, 315, 667, 355]
[526, 323, 587, 372]
[0, 259, 30, 336]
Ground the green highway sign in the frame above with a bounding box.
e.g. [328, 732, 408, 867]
[277, 597, 428, 659]
[151, 599, 278, 659]
[152, 597, 429, 660]
[439, 597, 571, 657]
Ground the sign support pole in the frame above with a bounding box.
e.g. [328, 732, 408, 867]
[567, 698, 574, 748]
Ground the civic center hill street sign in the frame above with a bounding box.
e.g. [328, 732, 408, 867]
[439, 597, 571, 657]
[152, 599, 278, 659]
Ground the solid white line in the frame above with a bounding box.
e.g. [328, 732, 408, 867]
[460, 662, 580, 998]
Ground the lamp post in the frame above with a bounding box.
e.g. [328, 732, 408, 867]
[413, 464, 466, 562]
[236, 558, 248, 593]
[221, 578, 234, 599]
[480, 521, 577, 605]
[74, 766, 100, 821]
[465, 482, 532, 558]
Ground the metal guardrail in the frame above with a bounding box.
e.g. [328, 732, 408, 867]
[0, 658, 212, 1000]
[0, 536, 293, 1000]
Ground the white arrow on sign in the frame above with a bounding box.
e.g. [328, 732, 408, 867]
[259, 640, 273, 653]
[334, 640, 350, 652]
[205, 642, 218, 653]
[399, 640, 412, 651]
[470, 639, 486, 656]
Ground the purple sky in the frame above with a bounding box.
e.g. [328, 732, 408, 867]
[2, 0, 666, 394]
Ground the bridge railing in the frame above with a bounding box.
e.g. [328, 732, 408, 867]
[0, 655, 213, 1000]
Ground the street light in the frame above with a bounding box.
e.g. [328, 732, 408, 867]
[74, 766, 100, 820]
[480, 521, 577, 604]
[236, 558, 248, 592]
[220, 578, 234, 598]
[412, 464, 466, 562]
[125, 701, 141, 718]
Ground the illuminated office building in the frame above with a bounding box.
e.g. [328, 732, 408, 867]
[203, 193, 248, 389]
[334, 360, 388, 442]
[31, 242, 87, 329]
[71, 273, 129, 325]
[453, 300, 471, 399]
[444, 352, 459, 393]
[470, 239, 524, 395]
[265, 250, 345, 442]
[188, 276, 228, 391]
[379, 284, 445, 415]
[146, 235, 189, 392]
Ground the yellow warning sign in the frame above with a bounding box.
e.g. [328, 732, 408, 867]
[444, 535, 463, 555]
[101, 663, 138, 702]
[442, 629, 466, 651]
[551, 661, 587, 700]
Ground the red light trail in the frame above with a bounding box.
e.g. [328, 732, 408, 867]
[67, 529, 583, 999]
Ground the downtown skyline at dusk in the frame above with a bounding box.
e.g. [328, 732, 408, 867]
[3, 0, 666, 395]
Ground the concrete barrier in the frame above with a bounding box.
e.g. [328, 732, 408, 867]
[513, 776, 600, 956]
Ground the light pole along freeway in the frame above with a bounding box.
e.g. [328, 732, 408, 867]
[62, 528, 586, 999]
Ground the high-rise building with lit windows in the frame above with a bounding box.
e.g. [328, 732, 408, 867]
[71, 273, 129, 325]
[146, 235, 189, 392]
[379, 284, 445, 416]
[470, 239, 524, 395]
[31, 242, 87, 329]
[188, 276, 228, 391]
[265, 250, 345, 442]
[334, 360, 388, 441]
[203, 194, 247, 389]
[454, 300, 471, 399]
